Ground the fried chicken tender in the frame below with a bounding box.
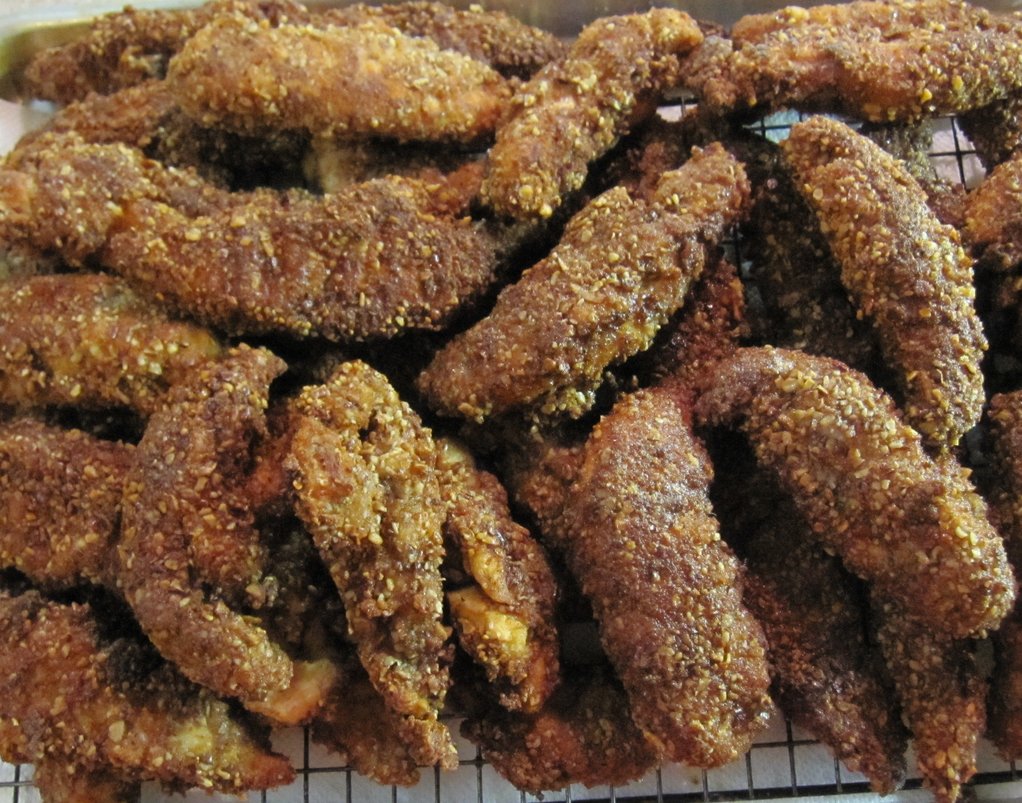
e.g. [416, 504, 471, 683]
[0, 273, 223, 415]
[168, 13, 511, 144]
[321, 1, 564, 78]
[559, 384, 772, 765]
[0, 418, 132, 590]
[872, 600, 985, 803]
[965, 148, 1022, 271]
[0, 137, 503, 341]
[419, 144, 749, 423]
[783, 116, 986, 451]
[686, 0, 1022, 122]
[694, 346, 1014, 641]
[462, 667, 660, 794]
[0, 591, 294, 794]
[436, 437, 559, 712]
[481, 9, 703, 220]
[119, 346, 295, 706]
[287, 360, 456, 769]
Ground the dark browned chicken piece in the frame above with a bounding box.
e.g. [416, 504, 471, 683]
[872, 599, 985, 803]
[32, 758, 140, 803]
[0, 591, 294, 794]
[482, 9, 703, 220]
[0, 273, 223, 416]
[559, 383, 772, 766]
[168, 13, 511, 144]
[959, 93, 1022, 169]
[119, 346, 295, 706]
[686, 0, 1022, 122]
[321, 1, 565, 78]
[0, 137, 503, 342]
[419, 144, 749, 423]
[20, 0, 311, 105]
[0, 418, 132, 590]
[464, 667, 659, 793]
[783, 116, 986, 452]
[694, 346, 1014, 641]
[435, 437, 559, 712]
[287, 360, 456, 770]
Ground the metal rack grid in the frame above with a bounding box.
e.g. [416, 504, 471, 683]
[1, 107, 1021, 803]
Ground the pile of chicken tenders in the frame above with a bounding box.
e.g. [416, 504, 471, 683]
[6, 0, 1022, 800]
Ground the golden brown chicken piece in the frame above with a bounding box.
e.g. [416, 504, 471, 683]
[0, 418, 132, 590]
[419, 144, 749, 423]
[321, 1, 564, 78]
[783, 116, 986, 451]
[686, 0, 1022, 122]
[694, 346, 1014, 641]
[119, 346, 294, 706]
[0, 273, 223, 416]
[0, 591, 294, 795]
[872, 599, 985, 803]
[965, 148, 1022, 271]
[436, 437, 559, 712]
[559, 383, 772, 766]
[168, 13, 511, 144]
[463, 667, 660, 794]
[0, 137, 503, 342]
[287, 360, 456, 769]
[481, 9, 702, 220]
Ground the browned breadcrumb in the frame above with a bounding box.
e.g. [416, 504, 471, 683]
[436, 437, 560, 712]
[119, 346, 295, 706]
[694, 346, 1014, 641]
[463, 668, 660, 793]
[686, 0, 1022, 122]
[0, 417, 132, 590]
[482, 8, 703, 220]
[168, 13, 511, 143]
[0, 591, 294, 794]
[0, 273, 223, 416]
[419, 143, 749, 423]
[32, 757, 140, 803]
[783, 116, 986, 451]
[287, 360, 456, 769]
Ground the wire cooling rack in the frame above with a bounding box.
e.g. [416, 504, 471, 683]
[1, 103, 1021, 803]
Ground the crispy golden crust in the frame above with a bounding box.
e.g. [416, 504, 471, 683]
[436, 438, 559, 712]
[168, 14, 511, 143]
[419, 144, 749, 422]
[119, 346, 294, 705]
[694, 346, 1014, 641]
[783, 116, 986, 451]
[481, 9, 702, 220]
[0, 418, 131, 590]
[287, 360, 456, 768]
[463, 668, 660, 793]
[873, 601, 985, 803]
[0, 138, 501, 341]
[686, 0, 1022, 122]
[563, 385, 772, 765]
[0, 273, 223, 416]
[321, 1, 564, 78]
[0, 592, 294, 794]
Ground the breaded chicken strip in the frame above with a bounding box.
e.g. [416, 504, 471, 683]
[0, 591, 294, 794]
[120, 346, 295, 706]
[965, 148, 1022, 271]
[419, 144, 749, 423]
[482, 9, 702, 220]
[463, 667, 660, 793]
[0, 137, 503, 341]
[287, 360, 456, 769]
[694, 346, 1014, 641]
[0, 273, 222, 416]
[0, 418, 132, 589]
[783, 116, 986, 451]
[560, 384, 772, 765]
[687, 0, 1022, 122]
[436, 437, 559, 712]
[168, 14, 511, 144]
